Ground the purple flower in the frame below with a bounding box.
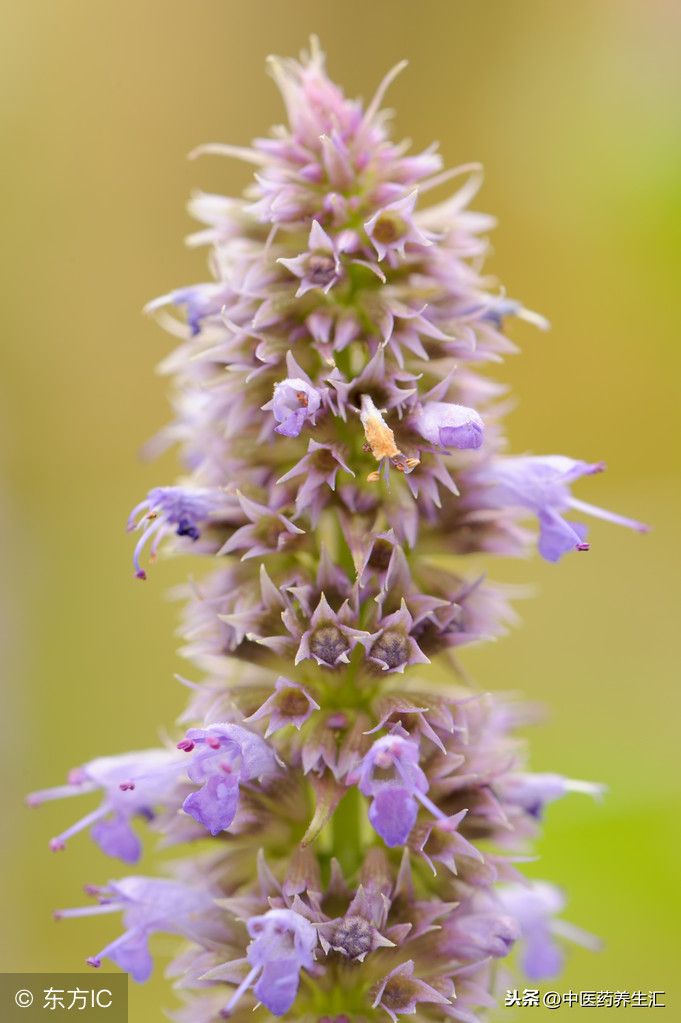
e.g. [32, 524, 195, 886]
[364, 191, 432, 262]
[278, 220, 344, 296]
[415, 811, 485, 876]
[441, 902, 520, 962]
[317, 886, 396, 961]
[57, 877, 223, 983]
[28, 750, 185, 863]
[327, 348, 418, 423]
[412, 400, 484, 450]
[244, 677, 320, 737]
[127, 486, 235, 579]
[177, 724, 279, 835]
[496, 772, 605, 819]
[223, 908, 317, 1016]
[277, 438, 355, 525]
[293, 593, 370, 667]
[146, 281, 231, 335]
[218, 490, 305, 560]
[265, 360, 323, 435]
[371, 960, 449, 1023]
[473, 455, 649, 562]
[367, 601, 430, 674]
[354, 734, 444, 847]
[498, 881, 599, 981]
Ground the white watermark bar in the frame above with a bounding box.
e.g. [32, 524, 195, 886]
[0, 975, 127, 1022]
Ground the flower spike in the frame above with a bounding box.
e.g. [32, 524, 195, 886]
[32, 39, 647, 1023]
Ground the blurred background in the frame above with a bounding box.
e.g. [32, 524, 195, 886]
[2, 1, 679, 1019]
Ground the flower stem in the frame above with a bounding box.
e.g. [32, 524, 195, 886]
[331, 783, 365, 880]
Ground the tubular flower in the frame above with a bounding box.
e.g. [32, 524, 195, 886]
[468, 455, 649, 562]
[56, 878, 227, 984]
[354, 733, 446, 847]
[177, 724, 279, 835]
[221, 908, 318, 1017]
[411, 401, 485, 451]
[27, 750, 187, 863]
[268, 376, 324, 437]
[127, 486, 237, 578]
[33, 38, 647, 1022]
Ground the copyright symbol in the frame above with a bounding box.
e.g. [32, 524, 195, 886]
[543, 991, 561, 1009]
[15, 989, 33, 1007]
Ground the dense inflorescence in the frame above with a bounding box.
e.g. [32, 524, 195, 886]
[31, 40, 647, 1022]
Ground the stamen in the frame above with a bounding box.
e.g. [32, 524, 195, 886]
[55, 901, 126, 920]
[91, 927, 144, 965]
[567, 497, 651, 533]
[223, 965, 260, 1017]
[392, 751, 447, 822]
[49, 805, 109, 848]
[26, 781, 98, 805]
[133, 517, 164, 579]
[126, 498, 152, 532]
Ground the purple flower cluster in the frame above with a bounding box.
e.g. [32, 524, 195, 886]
[32, 39, 645, 1022]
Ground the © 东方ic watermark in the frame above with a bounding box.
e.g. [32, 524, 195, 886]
[1, 975, 127, 1021]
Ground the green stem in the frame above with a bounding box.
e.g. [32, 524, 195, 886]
[330, 783, 365, 880]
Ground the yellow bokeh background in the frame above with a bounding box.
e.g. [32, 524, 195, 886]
[2, 2, 679, 1020]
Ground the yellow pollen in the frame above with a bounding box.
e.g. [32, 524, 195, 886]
[359, 395, 401, 461]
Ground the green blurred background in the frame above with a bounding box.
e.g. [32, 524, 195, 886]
[2, 1, 679, 1019]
